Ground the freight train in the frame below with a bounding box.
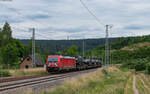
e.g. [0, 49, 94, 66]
[46, 55, 102, 72]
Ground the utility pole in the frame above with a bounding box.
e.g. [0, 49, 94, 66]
[104, 25, 111, 69]
[109, 43, 111, 66]
[67, 36, 69, 40]
[83, 38, 85, 57]
[30, 28, 35, 68]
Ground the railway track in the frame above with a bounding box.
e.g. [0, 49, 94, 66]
[0, 75, 49, 83]
[0, 68, 98, 93]
[0, 73, 73, 92]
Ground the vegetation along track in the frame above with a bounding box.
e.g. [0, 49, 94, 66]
[0, 68, 97, 92]
[0, 75, 49, 83]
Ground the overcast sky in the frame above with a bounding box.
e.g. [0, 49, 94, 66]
[0, 0, 150, 40]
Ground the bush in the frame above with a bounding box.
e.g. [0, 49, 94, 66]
[134, 59, 147, 71]
[122, 58, 148, 71]
[102, 69, 108, 75]
[146, 63, 150, 74]
[121, 60, 135, 69]
[0, 70, 11, 77]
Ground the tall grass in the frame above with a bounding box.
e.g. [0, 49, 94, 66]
[0, 69, 11, 77]
[124, 76, 133, 94]
[9, 68, 48, 77]
[40, 67, 132, 94]
[136, 74, 150, 94]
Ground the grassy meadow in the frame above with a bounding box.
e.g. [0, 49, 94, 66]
[0, 68, 48, 77]
[38, 67, 150, 94]
[2, 67, 150, 94]
[38, 67, 134, 94]
[136, 73, 150, 94]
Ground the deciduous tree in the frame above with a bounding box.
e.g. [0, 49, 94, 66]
[1, 43, 19, 68]
[67, 45, 79, 56]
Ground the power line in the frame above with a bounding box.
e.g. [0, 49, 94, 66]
[12, 27, 31, 33]
[36, 32, 52, 39]
[11, 26, 52, 39]
[80, 0, 114, 69]
[79, 0, 105, 26]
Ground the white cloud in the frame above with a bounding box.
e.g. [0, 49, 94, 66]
[0, 0, 149, 40]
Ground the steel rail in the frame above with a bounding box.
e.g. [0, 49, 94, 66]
[0, 68, 98, 92]
[0, 73, 75, 92]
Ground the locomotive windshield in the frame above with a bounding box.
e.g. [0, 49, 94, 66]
[48, 57, 58, 62]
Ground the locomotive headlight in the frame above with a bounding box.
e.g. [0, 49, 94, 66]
[55, 63, 58, 66]
[48, 63, 51, 66]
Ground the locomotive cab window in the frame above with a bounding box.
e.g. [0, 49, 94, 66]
[48, 57, 58, 62]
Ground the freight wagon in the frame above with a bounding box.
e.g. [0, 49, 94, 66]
[46, 55, 102, 72]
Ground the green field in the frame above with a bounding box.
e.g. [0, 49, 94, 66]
[31, 67, 149, 94]
[0, 68, 48, 77]
[37, 67, 133, 94]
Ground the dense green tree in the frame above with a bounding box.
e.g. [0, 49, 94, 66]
[0, 28, 2, 47]
[1, 43, 19, 68]
[66, 45, 79, 56]
[14, 39, 25, 58]
[24, 45, 30, 57]
[1, 22, 13, 46]
[0, 22, 27, 68]
[146, 62, 150, 74]
[0, 48, 2, 66]
[42, 49, 49, 63]
[134, 58, 148, 71]
[135, 47, 150, 58]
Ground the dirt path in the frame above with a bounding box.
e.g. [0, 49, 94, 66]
[124, 76, 132, 94]
[139, 76, 149, 90]
[133, 75, 139, 94]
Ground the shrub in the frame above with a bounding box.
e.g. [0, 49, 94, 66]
[146, 63, 150, 74]
[134, 58, 149, 71]
[121, 60, 135, 69]
[102, 69, 108, 75]
[0, 70, 11, 77]
[121, 58, 148, 71]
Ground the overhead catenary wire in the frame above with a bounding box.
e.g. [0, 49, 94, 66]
[11, 27, 51, 39]
[36, 32, 52, 39]
[12, 27, 31, 33]
[80, 0, 114, 69]
[79, 0, 105, 26]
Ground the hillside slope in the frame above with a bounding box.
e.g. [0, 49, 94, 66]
[111, 35, 150, 50]
[20, 38, 118, 54]
[121, 42, 150, 51]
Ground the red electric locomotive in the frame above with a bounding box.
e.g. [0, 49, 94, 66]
[46, 55, 76, 72]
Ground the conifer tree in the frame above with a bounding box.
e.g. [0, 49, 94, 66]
[0, 28, 2, 47]
[1, 22, 13, 46]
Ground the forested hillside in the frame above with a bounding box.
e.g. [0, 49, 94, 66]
[20, 34, 150, 56]
[92, 34, 150, 73]
[20, 38, 118, 54]
[94, 35, 150, 50]
[111, 35, 150, 49]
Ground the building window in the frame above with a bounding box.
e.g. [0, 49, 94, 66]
[25, 65, 29, 69]
[27, 58, 30, 61]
